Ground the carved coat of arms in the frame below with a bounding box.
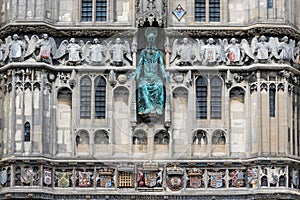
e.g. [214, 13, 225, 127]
[166, 167, 184, 191]
[144, 171, 158, 188]
[188, 169, 203, 188]
[247, 168, 258, 187]
[210, 172, 223, 188]
[0, 169, 7, 185]
[292, 170, 299, 187]
[99, 169, 114, 188]
[44, 169, 52, 185]
[21, 168, 35, 184]
[230, 170, 244, 187]
[78, 172, 91, 187]
[56, 172, 71, 187]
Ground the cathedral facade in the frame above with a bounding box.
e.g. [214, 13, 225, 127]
[0, 0, 300, 199]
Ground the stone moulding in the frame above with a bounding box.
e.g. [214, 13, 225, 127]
[0, 23, 300, 39]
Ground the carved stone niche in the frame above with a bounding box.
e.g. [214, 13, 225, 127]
[230, 87, 245, 103]
[136, 0, 167, 27]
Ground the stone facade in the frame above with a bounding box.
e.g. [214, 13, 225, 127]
[0, 0, 300, 199]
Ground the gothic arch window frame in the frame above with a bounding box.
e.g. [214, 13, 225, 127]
[210, 75, 223, 119]
[154, 130, 170, 145]
[80, 76, 92, 119]
[24, 121, 31, 142]
[211, 129, 226, 145]
[81, 0, 108, 23]
[94, 129, 109, 144]
[132, 130, 148, 145]
[192, 129, 208, 145]
[95, 75, 107, 119]
[194, 0, 221, 23]
[196, 76, 208, 119]
[229, 86, 246, 103]
[269, 83, 276, 118]
[76, 129, 90, 146]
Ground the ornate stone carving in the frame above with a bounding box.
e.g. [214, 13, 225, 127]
[24, 33, 56, 64]
[136, 0, 167, 27]
[106, 38, 132, 66]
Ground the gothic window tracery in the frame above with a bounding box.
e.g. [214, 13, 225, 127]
[24, 122, 30, 142]
[210, 76, 222, 119]
[80, 76, 92, 119]
[196, 76, 208, 119]
[95, 76, 106, 119]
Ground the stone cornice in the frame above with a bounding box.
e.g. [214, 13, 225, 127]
[166, 24, 300, 40]
[0, 22, 299, 39]
[0, 22, 137, 38]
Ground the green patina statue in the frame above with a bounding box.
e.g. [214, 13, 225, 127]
[131, 27, 170, 115]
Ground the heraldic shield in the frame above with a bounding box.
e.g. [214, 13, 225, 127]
[210, 172, 223, 188]
[44, 169, 52, 185]
[0, 169, 7, 185]
[166, 166, 184, 191]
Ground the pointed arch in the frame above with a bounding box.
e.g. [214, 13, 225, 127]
[95, 76, 106, 119]
[80, 76, 92, 119]
[210, 76, 222, 119]
[196, 76, 208, 119]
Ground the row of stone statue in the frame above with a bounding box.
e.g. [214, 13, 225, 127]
[0, 33, 300, 67]
[0, 34, 132, 66]
[170, 36, 300, 66]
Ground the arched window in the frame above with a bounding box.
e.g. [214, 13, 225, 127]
[193, 130, 207, 145]
[24, 122, 30, 142]
[269, 85, 276, 117]
[133, 131, 147, 145]
[80, 76, 91, 119]
[154, 131, 169, 145]
[95, 76, 106, 119]
[212, 130, 226, 145]
[210, 76, 222, 119]
[94, 130, 109, 144]
[196, 76, 207, 119]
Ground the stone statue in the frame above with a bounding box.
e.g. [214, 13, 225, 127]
[106, 38, 132, 66]
[54, 38, 83, 65]
[131, 27, 170, 115]
[86, 38, 106, 65]
[0, 39, 5, 65]
[203, 38, 220, 65]
[170, 38, 195, 66]
[278, 36, 294, 63]
[225, 38, 243, 65]
[293, 41, 300, 66]
[252, 35, 271, 63]
[24, 33, 57, 64]
[7, 34, 26, 62]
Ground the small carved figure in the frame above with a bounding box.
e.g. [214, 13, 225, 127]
[106, 38, 132, 66]
[7, 34, 26, 62]
[293, 41, 300, 67]
[252, 35, 271, 63]
[0, 39, 6, 65]
[278, 36, 295, 63]
[86, 38, 106, 64]
[25, 34, 57, 64]
[54, 38, 83, 65]
[170, 38, 196, 66]
[225, 38, 244, 65]
[131, 27, 170, 115]
[202, 38, 220, 65]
